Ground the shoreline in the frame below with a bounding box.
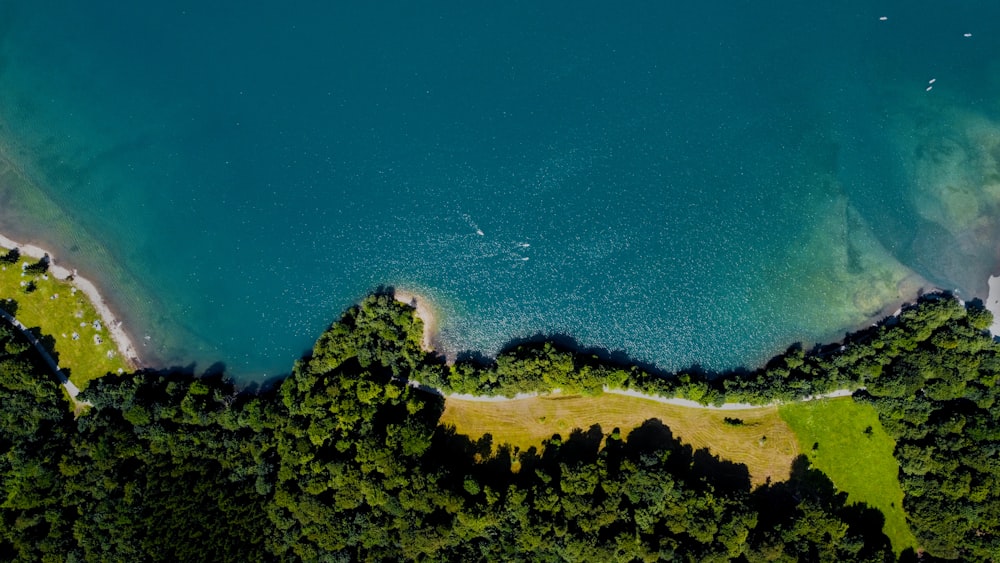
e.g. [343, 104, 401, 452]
[0, 225, 987, 383]
[397, 273, 952, 377]
[987, 275, 1000, 337]
[393, 289, 441, 356]
[827, 272, 943, 348]
[0, 232, 142, 368]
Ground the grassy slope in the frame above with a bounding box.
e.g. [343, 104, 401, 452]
[779, 397, 918, 554]
[440, 393, 799, 486]
[0, 252, 129, 388]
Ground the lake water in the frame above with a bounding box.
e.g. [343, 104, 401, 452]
[2, 1, 1000, 379]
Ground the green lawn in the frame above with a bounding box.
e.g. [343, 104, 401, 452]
[0, 248, 130, 388]
[779, 397, 917, 555]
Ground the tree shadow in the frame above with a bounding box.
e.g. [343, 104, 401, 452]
[435, 416, 757, 502]
[432, 422, 612, 498]
[200, 361, 227, 378]
[0, 297, 17, 316]
[751, 455, 893, 559]
[0, 247, 21, 265]
[966, 296, 986, 312]
[619, 418, 686, 459]
[691, 448, 752, 494]
[412, 388, 446, 427]
[22, 253, 49, 275]
[428, 425, 496, 491]
[616, 419, 751, 492]
[26, 327, 59, 363]
[454, 349, 492, 366]
[752, 456, 839, 515]
[544, 424, 605, 466]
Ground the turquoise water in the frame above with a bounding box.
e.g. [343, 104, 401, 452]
[2, 2, 1000, 379]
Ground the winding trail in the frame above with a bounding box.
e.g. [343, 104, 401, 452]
[603, 387, 858, 410]
[0, 307, 85, 401]
[410, 379, 858, 410]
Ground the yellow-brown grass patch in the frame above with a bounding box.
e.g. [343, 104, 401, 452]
[440, 393, 798, 486]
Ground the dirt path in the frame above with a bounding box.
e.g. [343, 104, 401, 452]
[0, 307, 86, 402]
[603, 387, 857, 410]
[412, 379, 857, 410]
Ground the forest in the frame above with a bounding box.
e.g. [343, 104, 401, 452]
[2, 292, 1000, 561]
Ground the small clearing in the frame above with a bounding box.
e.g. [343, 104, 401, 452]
[0, 251, 129, 388]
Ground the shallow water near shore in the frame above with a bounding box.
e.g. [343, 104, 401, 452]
[2, 2, 1000, 380]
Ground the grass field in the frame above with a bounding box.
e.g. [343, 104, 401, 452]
[440, 393, 799, 485]
[0, 250, 130, 388]
[779, 397, 918, 555]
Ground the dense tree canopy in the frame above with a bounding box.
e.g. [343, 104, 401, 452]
[857, 299, 1000, 560]
[1, 292, 998, 560]
[0, 320, 74, 560]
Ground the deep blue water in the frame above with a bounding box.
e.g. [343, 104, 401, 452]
[2, 2, 1000, 379]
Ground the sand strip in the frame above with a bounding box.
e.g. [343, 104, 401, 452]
[393, 289, 440, 354]
[987, 275, 1000, 337]
[0, 232, 142, 368]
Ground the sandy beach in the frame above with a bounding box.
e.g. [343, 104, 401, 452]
[986, 275, 1000, 337]
[393, 289, 440, 354]
[0, 232, 142, 368]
